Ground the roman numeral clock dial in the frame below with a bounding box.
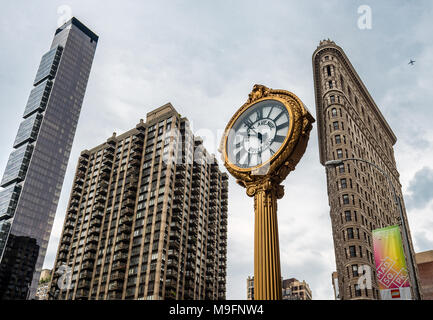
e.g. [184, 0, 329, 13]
[226, 99, 290, 170]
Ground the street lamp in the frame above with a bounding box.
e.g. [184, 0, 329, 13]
[324, 158, 421, 300]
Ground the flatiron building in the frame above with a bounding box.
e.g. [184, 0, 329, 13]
[0, 17, 98, 299]
[312, 40, 421, 300]
[49, 103, 228, 300]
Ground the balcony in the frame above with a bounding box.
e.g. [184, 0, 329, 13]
[68, 203, 78, 214]
[110, 271, 125, 281]
[88, 226, 100, 236]
[62, 236, 71, 245]
[169, 240, 180, 249]
[170, 222, 181, 231]
[103, 151, 114, 161]
[174, 188, 183, 196]
[114, 242, 129, 253]
[175, 180, 184, 187]
[79, 270, 93, 280]
[123, 207, 134, 217]
[63, 227, 73, 237]
[74, 177, 84, 188]
[83, 253, 96, 262]
[116, 233, 130, 243]
[169, 232, 180, 241]
[102, 157, 113, 167]
[87, 235, 98, 244]
[119, 216, 133, 226]
[90, 218, 101, 228]
[75, 288, 89, 299]
[123, 198, 135, 208]
[130, 149, 142, 159]
[91, 211, 103, 221]
[124, 190, 136, 200]
[66, 214, 76, 223]
[79, 157, 88, 166]
[129, 159, 141, 168]
[70, 198, 79, 207]
[78, 163, 87, 172]
[108, 281, 123, 292]
[105, 144, 115, 153]
[107, 291, 122, 300]
[81, 261, 94, 270]
[165, 270, 178, 280]
[118, 224, 130, 234]
[175, 171, 185, 179]
[71, 191, 81, 201]
[173, 196, 184, 204]
[165, 279, 177, 291]
[85, 244, 97, 253]
[111, 261, 126, 271]
[113, 252, 128, 262]
[172, 205, 182, 213]
[59, 244, 69, 253]
[100, 171, 110, 181]
[189, 211, 198, 221]
[187, 236, 197, 244]
[58, 252, 67, 262]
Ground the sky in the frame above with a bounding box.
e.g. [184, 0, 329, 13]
[1, 0, 433, 300]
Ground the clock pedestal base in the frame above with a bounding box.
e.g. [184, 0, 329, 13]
[248, 180, 283, 300]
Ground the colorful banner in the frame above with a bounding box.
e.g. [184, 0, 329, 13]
[372, 225, 412, 300]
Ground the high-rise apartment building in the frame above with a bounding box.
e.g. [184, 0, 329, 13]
[0, 17, 98, 299]
[416, 250, 433, 300]
[281, 278, 312, 300]
[313, 40, 420, 300]
[49, 103, 228, 300]
[247, 276, 312, 300]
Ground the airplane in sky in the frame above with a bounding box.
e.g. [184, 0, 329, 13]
[408, 59, 416, 66]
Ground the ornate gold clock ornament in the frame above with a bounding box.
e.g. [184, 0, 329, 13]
[219, 84, 315, 300]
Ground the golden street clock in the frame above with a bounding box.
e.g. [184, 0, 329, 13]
[221, 84, 315, 186]
[220, 84, 315, 300]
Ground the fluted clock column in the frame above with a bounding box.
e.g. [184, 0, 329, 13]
[247, 179, 284, 300]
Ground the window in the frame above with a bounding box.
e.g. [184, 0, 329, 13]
[326, 65, 332, 76]
[342, 194, 349, 205]
[337, 149, 343, 159]
[354, 284, 362, 297]
[331, 108, 337, 117]
[349, 246, 356, 257]
[352, 265, 359, 277]
[330, 95, 335, 103]
[345, 210, 351, 222]
[329, 81, 333, 89]
[335, 135, 341, 144]
[337, 164, 345, 173]
[347, 228, 354, 239]
[333, 121, 339, 131]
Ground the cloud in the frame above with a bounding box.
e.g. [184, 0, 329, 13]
[406, 167, 433, 209]
[1, 0, 433, 301]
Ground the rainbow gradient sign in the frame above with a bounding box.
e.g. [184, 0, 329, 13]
[372, 225, 411, 300]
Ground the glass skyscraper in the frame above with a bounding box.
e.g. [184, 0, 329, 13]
[0, 17, 98, 299]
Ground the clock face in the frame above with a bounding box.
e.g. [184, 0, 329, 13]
[226, 99, 291, 169]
